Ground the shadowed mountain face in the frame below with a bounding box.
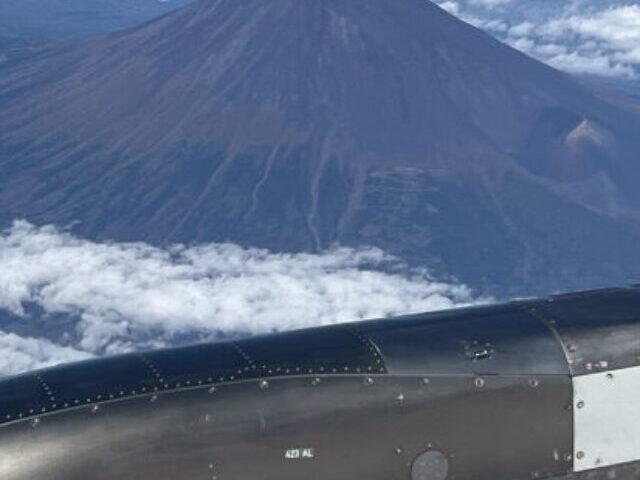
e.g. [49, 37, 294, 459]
[1, 0, 640, 296]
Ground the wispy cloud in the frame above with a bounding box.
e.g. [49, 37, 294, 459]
[0, 332, 92, 377]
[436, 0, 640, 79]
[0, 221, 480, 376]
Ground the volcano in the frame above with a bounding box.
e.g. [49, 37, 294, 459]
[1, 0, 640, 296]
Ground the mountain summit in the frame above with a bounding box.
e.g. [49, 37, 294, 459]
[1, 0, 640, 295]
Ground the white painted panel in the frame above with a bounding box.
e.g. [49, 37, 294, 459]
[573, 365, 640, 471]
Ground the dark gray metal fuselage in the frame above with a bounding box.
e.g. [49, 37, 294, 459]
[1, 286, 640, 480]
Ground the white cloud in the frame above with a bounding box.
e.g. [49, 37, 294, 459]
[441, 0, 640, 79]
[469, 0, 512, 6]
[0, 332, 92, 377]
[438, 1, 460, 15]
[0, 221, 482, 375]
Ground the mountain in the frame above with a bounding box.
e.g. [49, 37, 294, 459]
[1, 0, 640, 297]
[0, 0, 193, 40]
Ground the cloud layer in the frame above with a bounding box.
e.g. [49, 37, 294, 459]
[436, 0, 640, 79]
[0, 221, 480, 376]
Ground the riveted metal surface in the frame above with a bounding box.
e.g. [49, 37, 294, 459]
[37, 353, 160, 411]
[0, 374, 572, 480]
[235, 324, 386, 374]
[0, 374, 50, 421]
[0, 324, 388, 426]
[352, 304, 569, 375]
[532, 287, 640, 375]
[141, 342, 250, 387]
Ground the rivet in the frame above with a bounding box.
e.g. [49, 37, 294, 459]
[396, 393, 405, 402]
[576, 451, 585, 460]
[259, 380, 269, 390]
[529, 378, 539, 388]
[150, 395, 158, 402]
[91, 405, 99, 414]
[31, 418, 40, 428]
[394, 447, 403, 455]
[564, 453, 573, 462]
[364, 377, 374, 386]
[311, 378, 322, 386]
[475, 378, 485, 388]
[208, 387, 216, 394]
[422, 378, 430, 385]
[606, 373, 614, 380]
[577, 401, 585, 409]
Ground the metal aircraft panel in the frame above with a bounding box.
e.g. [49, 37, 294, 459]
[532, 288, 640, 375]
[142, 342, 250, 387]
[235, 325, 386, 374]
[0, 374, 572, 480]
[0, 374, 51, 421]
[353, 304, 568, 375]
[573, 365, 640, 471]
[37, 354, 160, 411]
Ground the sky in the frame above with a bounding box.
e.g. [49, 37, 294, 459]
[0, 221, 481, 376]
[435, 0, 640, 79]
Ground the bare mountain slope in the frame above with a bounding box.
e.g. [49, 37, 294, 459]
[1, 0, 640, 295]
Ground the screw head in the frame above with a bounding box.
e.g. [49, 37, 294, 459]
[259, 380, 269, 390]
